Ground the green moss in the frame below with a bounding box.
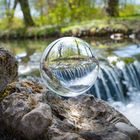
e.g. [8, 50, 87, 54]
[0, 83, 16, 102]
[0, 91, 9, 102]
[37, 26, 59, 36]
[0, 18, 140, 39]
[120, 57, 135, 64]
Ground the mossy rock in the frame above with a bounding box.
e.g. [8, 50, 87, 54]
[121, 57, 135, 64]
[0, 48, 18, 99]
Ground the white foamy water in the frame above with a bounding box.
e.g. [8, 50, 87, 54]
[111, 91, 140, 129]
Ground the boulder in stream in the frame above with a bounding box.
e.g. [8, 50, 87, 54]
[0, 48, 18, 94]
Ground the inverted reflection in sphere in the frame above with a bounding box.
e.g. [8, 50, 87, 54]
[40, 37, 99, 97]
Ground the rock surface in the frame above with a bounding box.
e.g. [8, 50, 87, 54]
[0, 79, 139, 140]
[0, 48, 18, 94]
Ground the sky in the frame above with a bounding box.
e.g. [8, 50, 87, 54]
[135, 0, 140, 4]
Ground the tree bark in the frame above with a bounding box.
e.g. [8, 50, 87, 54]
[106, 0, 119, 17]
[18, 0, 35, 26]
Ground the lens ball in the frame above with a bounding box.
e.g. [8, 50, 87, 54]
[40, 37, 99, 97]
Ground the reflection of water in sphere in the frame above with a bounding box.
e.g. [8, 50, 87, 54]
[40, 37, 99, 97]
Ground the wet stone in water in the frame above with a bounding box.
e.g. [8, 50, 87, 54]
[0, 48, 18, 93]
[40, 37, 99, 97]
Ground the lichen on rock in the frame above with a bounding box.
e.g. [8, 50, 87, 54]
[0, 48, 18, 98]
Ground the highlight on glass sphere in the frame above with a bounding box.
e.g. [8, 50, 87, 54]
[40, 37, 99, 97]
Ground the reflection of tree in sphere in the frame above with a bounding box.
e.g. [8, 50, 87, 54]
[40, 37, 99, 97]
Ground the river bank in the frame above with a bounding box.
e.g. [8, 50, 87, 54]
[0, 18, 140, 40]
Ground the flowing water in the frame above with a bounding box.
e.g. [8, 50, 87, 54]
[0, 37, 140, 128]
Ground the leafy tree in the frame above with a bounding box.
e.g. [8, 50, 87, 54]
[120, 3, 137, 16]
[68, 0, 95, 22]
[34, 0, 47, 25]
[47, 0, 69, 25]
[46, 0, 97, 25]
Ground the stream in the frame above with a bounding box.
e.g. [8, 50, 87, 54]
[0, 37, 140, 129]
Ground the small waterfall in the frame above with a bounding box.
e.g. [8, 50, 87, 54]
[52, 63, 96, 82]
[122, 62, 140, 91]
[90, 61, 140, 101]
[51, 60, 140, 102]
[99, 69, 113, 101]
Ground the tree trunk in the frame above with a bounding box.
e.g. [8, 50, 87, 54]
[106, 0, 119, 17]
[18, 0, 35, 26]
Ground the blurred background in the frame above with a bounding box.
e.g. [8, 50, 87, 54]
[0, 0, 140, 129]
[0, 0, 140, 28]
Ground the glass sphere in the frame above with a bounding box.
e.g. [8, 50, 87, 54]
[40, 37, 99, 97]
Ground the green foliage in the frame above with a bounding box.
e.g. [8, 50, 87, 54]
[120, 57, 135, 64]
[0, 17, 23, 30]
[119, 4, 138, 17]
[47, 0, 70, 25]
[0, 0, 139, 29]
[68, 0, 93, 21]
[0, 0, 140, 37]
[0, 24, 60, 39]
[35, 16, 48, 26]
[46, 0, 105, 26]
[33, 0, 48, 25]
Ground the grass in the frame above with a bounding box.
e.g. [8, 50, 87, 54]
[0, 16, 140, 39]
